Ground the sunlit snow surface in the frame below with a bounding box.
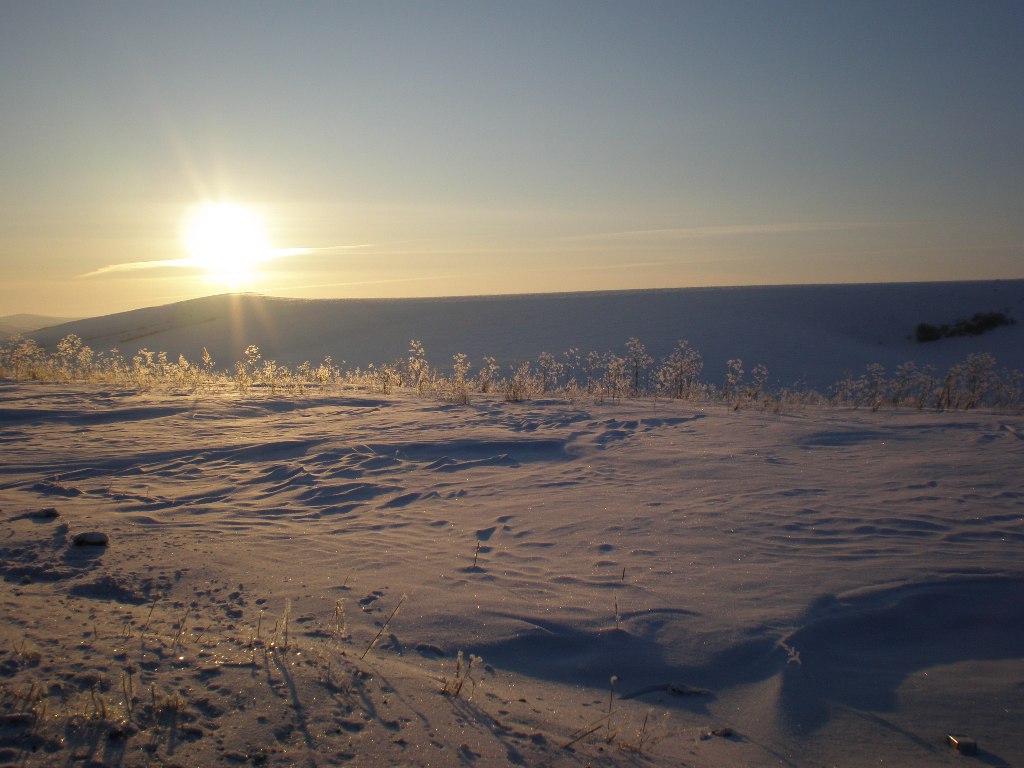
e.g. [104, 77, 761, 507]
[1, 381, 1021, 767]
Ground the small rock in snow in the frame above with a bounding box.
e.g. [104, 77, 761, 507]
[946, 734, 978, 754]
[32, 507, 60, 519]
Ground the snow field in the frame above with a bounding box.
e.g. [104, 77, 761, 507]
[1, 382, 1022, 766]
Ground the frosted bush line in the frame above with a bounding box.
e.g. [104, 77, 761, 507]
[1, 333, 1021, 412]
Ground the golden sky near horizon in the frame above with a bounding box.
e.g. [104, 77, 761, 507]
[1, 2, 1021, 318]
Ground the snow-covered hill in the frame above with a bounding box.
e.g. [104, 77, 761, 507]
[29, 280, 1024, 389]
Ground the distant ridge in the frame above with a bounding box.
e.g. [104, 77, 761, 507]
[26, 281, 1024, 389]
[0, 313, 82, 339]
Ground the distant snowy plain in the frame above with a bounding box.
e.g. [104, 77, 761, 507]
[2, 281, 1022, 767]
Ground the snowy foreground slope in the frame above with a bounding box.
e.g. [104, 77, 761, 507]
[30, 280, 1024, 390]
[1, 382, 1022, 767]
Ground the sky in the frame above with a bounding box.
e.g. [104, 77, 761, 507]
[1, 1, 1022, 318]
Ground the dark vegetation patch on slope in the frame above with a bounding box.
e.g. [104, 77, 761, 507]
[915, 311, 1015, 343]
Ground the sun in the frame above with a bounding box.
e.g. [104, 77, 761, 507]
[181, 202, 272, 287]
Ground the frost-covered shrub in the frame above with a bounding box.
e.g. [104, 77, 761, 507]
[476, 356, 500, 393]
[504, 361, 539, 402]
[363, 362, 401, 394]
[890, 362, 936, 409]
[935, 352, 997, 410]
[655, 340, 703, 399]
[404, 340, 430, 393]
[723, 359, 744, 404]
[438, 353, 471, 404]
[747, 362, 771, 403]
[599, 353, 629, 403]
[536, 352, 564, 394]
[0, 337, 49, 380]
[625, 337, 653, 397]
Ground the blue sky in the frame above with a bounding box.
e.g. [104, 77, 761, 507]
[1, 1, 1021, 316]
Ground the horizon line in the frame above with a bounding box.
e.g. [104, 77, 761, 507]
[8, 275, 1022, 324]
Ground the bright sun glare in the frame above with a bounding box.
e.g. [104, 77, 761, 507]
[181, 202, 271, 287]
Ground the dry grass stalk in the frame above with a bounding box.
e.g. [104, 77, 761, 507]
[360, 594, 406, 660]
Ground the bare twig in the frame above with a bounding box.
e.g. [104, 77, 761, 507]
[360, 594, 407, 660]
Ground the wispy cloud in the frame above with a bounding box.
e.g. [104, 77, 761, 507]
[79, 259, 193, 278]
[78, 244, 373, 279]
[564, 221, 884, 242]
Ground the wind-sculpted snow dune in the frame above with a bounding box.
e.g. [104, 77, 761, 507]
[1, 381, 1022, 767]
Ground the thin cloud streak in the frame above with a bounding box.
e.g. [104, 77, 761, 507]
[79, 259, 192, 277]
[565, 222, 886, 242]
[78, 244, 373, 279]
